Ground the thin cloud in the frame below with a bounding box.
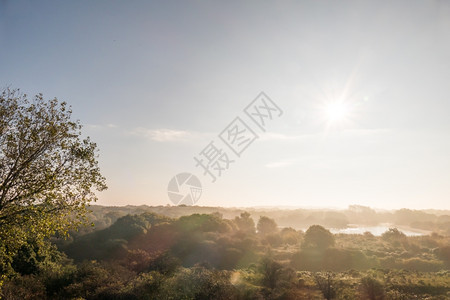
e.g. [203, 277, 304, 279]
[85, 123, 118, 130]
[130, 127, 209, 142]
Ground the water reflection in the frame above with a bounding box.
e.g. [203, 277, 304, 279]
[328, 224, 428, 236]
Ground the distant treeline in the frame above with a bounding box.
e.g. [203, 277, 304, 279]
[83, 204, 450, 236]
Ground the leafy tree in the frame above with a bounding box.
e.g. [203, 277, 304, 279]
[257, 216, 278, 236]
[259, 257, 296, 293]
[0, 89, 106, 275]
[303, 225, 335, 250]
[11, 239, 64, 276]
[62, 261, 130, 299]
[259, 257, 284, 289]
[381, 228, 406, 241]
[280, 227, 301, 245]
[176, 213, 230, 233]
[107, 214, 152, 239]
[1, 275, 47, 299]
[264, 233, 283, 247]
[123, 271, 165, 299]
[147, 251, 181, 275]
[160, 266, 238, 299]
[314, 272, 338, 300]
[234, 212, 255, 234]
[359, 276, 385, 300]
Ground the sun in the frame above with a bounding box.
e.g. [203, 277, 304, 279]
[325, 102, 350, 122]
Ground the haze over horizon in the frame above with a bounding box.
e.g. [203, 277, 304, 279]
[1, 1, 450, 210]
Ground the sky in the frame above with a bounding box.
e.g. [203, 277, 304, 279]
[1, 0, 450, 209]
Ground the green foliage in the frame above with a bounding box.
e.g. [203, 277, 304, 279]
[382, 228, 407, 242]
[259, 257, 284, 289]
[314, 272, 338, 300]
[257, 216, 278, 236]
[11, 239, 63, 276]
[146, 251, 181, 275]
[234, 212, 255, 234]
[323, 248, 374, 271]
[359, 276, 385, 300]
[122, 270, 165, 299]
[176, 213, 231, 233]
[159, 266, 238, 300]
[2, 207, 450, 299]
[257, 257, 297, 299]
[303, 225, 335, 250]
[63, 213, 171, 261]
[0, 209, 450, 300]
[280, 227, 301, 245]
[1, 275, 47, 299]
[0, 89, 106, 276]
[70, 204, 450, 236]
[291, 248, 324, 271]
[264, 233, 283, 247]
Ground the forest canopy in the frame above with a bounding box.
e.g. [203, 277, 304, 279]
[1, 207, 449, 299]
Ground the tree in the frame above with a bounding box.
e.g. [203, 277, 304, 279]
[160, 266, 238, 299]
[259, 257, 283, 289]
[314, 272, 338, 300]
[280, 227, 301, 245]
[0, 89, 106, 275]
[234, 212, 255, 234]
[359, 276, 385, 300]
[303, 225, 335, 250]
[257, 216, 278, 236]
[381, 228, 406, 241]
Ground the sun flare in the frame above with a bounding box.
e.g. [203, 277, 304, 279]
[325, 102, 350, 122]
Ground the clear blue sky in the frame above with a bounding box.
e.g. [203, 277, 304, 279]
[1, 0, 450, 209]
